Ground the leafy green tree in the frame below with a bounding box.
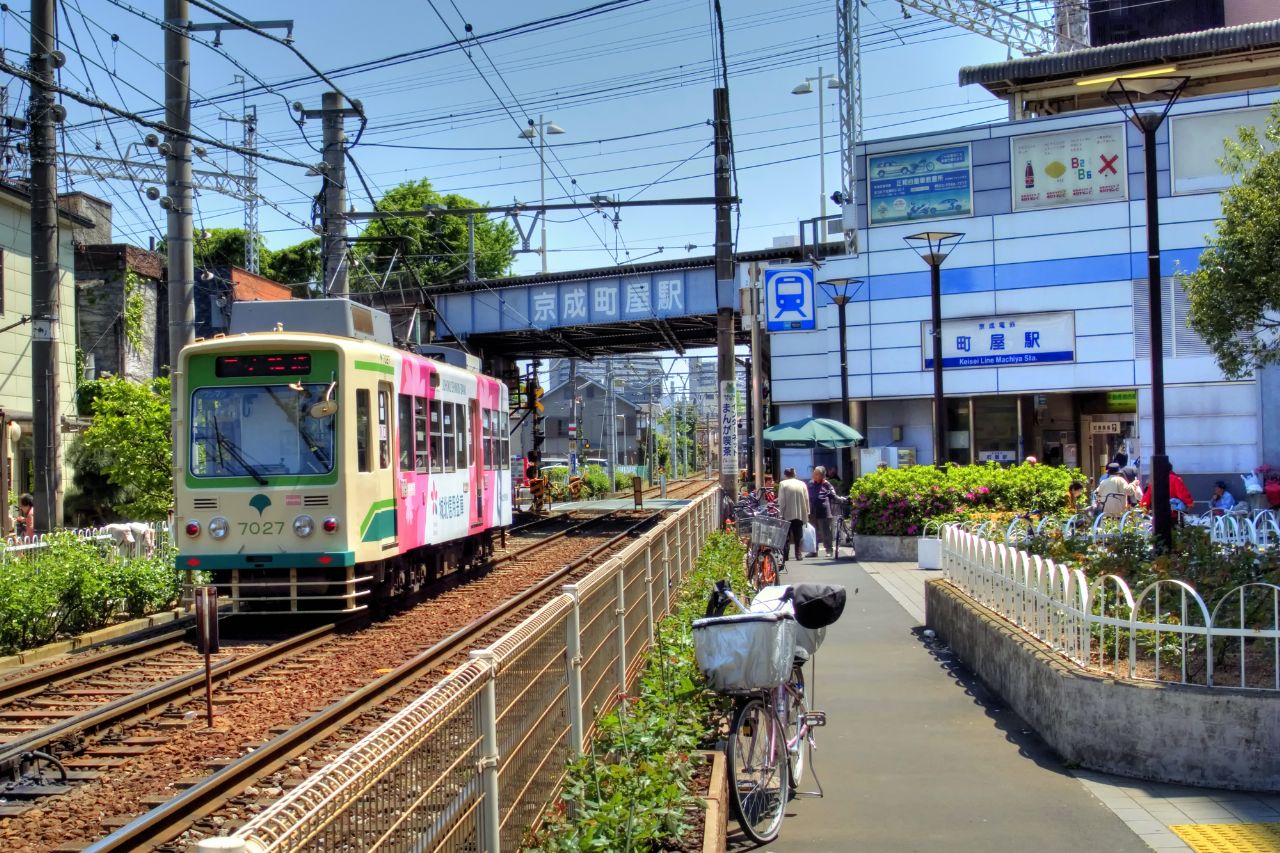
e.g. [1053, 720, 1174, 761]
[264, 237, 322, 290]
[356, 178, 517, 289]
[76, 376, 173, 519]
[1183, 102, 1280, 378]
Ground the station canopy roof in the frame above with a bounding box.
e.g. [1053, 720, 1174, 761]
[960, 19, 1280, 116]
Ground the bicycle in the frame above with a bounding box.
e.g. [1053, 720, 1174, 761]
[694, 581, 846, 843]
[831, 496, 853, 560]
[746, 515, 789, 591]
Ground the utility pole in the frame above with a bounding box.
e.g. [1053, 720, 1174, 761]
[164, 0, 195, 534]
[218, 105, 260, 273]
[467, 213, 477, 281]
[713, 87, 738, 508]
[747, 262, 765, 494]
[298, 92, 358, 297]
[29, 0, 62, 531]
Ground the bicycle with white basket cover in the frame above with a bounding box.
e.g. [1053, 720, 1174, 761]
[695, 580, 847, 843]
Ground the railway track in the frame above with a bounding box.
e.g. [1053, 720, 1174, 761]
[0, 507, 679, 852]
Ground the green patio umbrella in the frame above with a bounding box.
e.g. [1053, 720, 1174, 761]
[762, 417, 863, 449]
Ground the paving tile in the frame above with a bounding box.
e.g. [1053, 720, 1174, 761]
[1121, 819, 1171, 835]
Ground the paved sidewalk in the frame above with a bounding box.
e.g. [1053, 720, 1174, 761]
[757, 558, 1280, 850]
[751, 555, 1149, 853]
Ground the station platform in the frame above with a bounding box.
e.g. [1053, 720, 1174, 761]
[754, 556, 1280, 852]
[541, 496, 693, 513]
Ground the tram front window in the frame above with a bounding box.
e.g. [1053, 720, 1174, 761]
[190, 384, 337, 480]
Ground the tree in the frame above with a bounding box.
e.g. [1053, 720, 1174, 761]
[355, 178, 517, 290]
[1183, 102, 1280, 378]
[264, 237, 321, 291]
[75, 376, 173, 519]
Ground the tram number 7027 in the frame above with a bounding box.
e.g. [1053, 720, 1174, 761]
[239, 521, 286, 535]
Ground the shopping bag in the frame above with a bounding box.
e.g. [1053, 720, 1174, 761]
[802, 523, 817, 554]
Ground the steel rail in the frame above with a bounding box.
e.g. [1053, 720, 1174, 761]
[0, 629, 190, 707]
[86, 510, 666, 852]
[0, 624, 336, 772]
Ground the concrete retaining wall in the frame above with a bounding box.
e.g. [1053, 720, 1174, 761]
[852, 534, 917, 562]
[925, 579, 1280, 791]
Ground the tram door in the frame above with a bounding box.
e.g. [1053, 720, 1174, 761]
[471, 399, 484, 525]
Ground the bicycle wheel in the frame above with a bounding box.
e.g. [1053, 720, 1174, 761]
[784, 663, 807, 791]
[727, 696, 790, 844]
[753, 551, 778, 589]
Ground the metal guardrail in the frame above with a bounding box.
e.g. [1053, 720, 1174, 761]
[217, 488, 718, 853]
[2, 521, 174, 562]
[940, 524, 1280, 691]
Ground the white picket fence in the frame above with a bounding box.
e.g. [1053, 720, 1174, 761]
[2, 521, 174, 563]
[993, 509, 1280, 550]
[940, 524, 1280, 690]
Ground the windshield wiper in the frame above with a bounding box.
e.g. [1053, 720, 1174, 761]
[211, 416, 268, 486]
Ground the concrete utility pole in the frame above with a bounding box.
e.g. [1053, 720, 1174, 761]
[713, 87, 738, 508]
[320, 92, 350, 297]
[747, 263, 765, 494]
[29, 0, 63, 531]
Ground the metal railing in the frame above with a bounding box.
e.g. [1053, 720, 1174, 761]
[940, 524, 1280, 691]
[2, 521, 174, 562]
[224, 487, 719, 853]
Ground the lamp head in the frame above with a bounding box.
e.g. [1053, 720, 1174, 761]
[818, 277, 864, 303]
[903, 231, 964, 267]
[826, 77, 843, 89]
[791, 81, 813, 95]
[1104, 76, 1190, 131]
[546, 122, 566, 135]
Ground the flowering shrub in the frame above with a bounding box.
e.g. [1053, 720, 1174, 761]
[849, 462, 1081, 536]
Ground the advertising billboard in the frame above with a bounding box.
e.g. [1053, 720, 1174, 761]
[1011, 126, 1127, 211]
[868, 144, 972, 226]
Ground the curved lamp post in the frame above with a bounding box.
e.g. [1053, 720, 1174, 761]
[903, 231, 963, 470]
[1105, 75, 1188, 554]
[818, 277, 863, 484]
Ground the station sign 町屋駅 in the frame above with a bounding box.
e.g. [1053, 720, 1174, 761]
[1012, 126, 1127, 211]
[922, 311, 1075, 369]
[868, 143, 972, 226]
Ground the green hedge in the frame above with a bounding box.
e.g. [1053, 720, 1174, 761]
[849, 462, 1082, 536]
[526, 530, 745, 851]
[0, 533, 181, 654]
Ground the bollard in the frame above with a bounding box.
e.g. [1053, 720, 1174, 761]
[633, 476, 643, 509]
[659, 473, 667, 499]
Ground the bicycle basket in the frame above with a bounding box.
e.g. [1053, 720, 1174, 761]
[750, 515, 790, 551]
[692, 612, 797, 693]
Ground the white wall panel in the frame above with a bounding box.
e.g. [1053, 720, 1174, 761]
[995, 282, 1130, 313]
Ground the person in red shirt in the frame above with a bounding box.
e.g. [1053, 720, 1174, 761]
[1140, 466, 1195, 521]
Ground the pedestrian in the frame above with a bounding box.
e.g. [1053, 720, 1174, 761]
[1140, 464, 1195, 521]
[1094, 463, 1129, 519]
[15, 493, 35, 538]
[1066, 480, 1085, 515]
[776, 467, 810, 562]
[806, 466, 837, 557]
[1209, 480, 1237, 515]
[1121, 466, 1143, 507]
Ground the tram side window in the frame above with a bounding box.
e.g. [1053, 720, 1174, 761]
[398, 394, 414, 471]
[377, 388, 391, 469]
[414, 397, 428, 473]
[501, 411, 510, 469]
[442, 401, 456, 473]
[429, 399, 443, 474]
[482, 409, 494, 470]
[355, 389, 371, 473]
[456, 402, 469, 471]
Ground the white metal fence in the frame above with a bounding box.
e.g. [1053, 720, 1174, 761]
[940, 524, 1280, 691]
[2, 521, 174, 562]
[222, 488, 718, 853]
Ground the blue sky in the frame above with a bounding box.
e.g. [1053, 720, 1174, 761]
[17, 0, 1019, 276]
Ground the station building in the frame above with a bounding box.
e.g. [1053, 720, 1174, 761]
[768, 22, 1280, 495]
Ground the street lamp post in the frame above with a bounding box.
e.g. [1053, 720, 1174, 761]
[792, 68, 843, 230]
[1105, 76, 1189, 554]
[818, 277, 864, 485]
[519, 115, 566, 274]
[904, 232, 964, 471]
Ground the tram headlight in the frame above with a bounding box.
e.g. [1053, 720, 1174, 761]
[208, 517, 230, 540]
[185, 520, 201, 538]
[293, 514, 315, 537]
[322, 516, 339, 534]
